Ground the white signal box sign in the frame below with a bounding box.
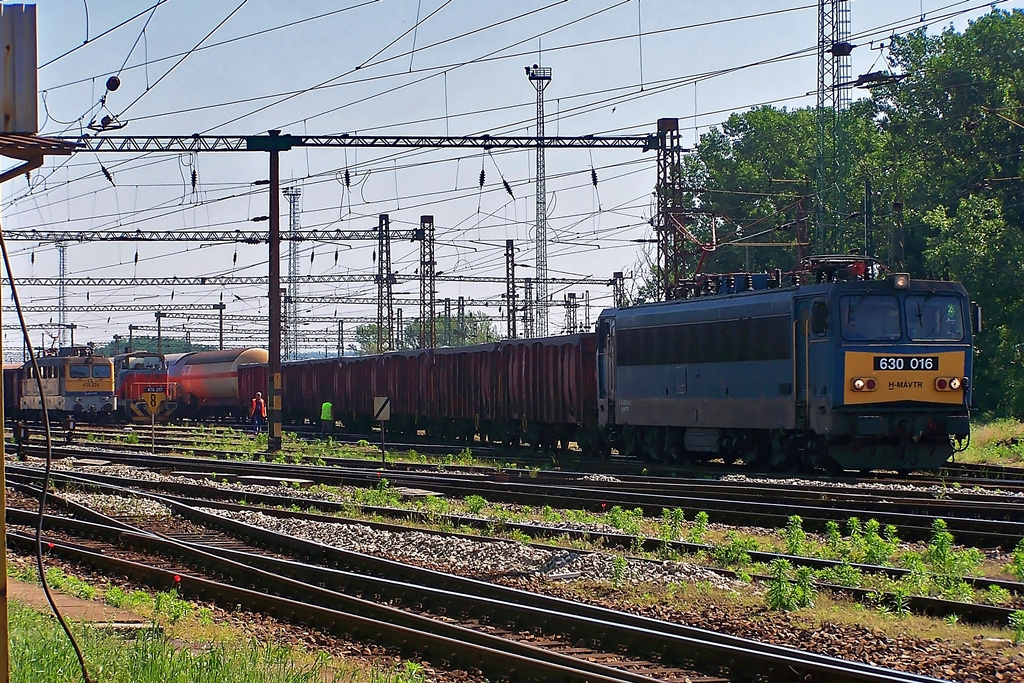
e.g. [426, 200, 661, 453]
[373, 396, 391, 422]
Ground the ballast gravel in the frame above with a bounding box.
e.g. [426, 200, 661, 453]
[60, 492, 174, 518]
[199, 507, 735, 590]
[720, 472, 1024, 498]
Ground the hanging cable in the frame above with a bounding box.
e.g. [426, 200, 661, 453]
[0, 220, 95, 683]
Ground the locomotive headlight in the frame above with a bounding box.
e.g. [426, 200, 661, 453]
[891, 273, 910, 289]
[935, 377, 964, 392]
[852, 377, 876, 391]
[851, 377, 877, 392]
[949, 377, 962, 391]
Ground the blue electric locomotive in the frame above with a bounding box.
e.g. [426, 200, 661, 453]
[596, 256, 975, 472]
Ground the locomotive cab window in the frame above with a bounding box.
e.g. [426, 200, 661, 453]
[840, 296, 901, 341]
[906, 295, 964, 341]
[811, 301, 829, 336]
[69, 365, 90, 379]
[92, 364, 112, 379]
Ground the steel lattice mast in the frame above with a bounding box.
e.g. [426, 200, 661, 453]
[282, 186, 301, 361]
[527, 65, 552, 337]
[816, 0, 852, 250]
[56, 240, 67, 345]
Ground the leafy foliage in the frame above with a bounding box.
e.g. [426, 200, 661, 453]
[712, 531, 758, 568]
[765, 559, 816, 611]
[634, 10, 1024, 416]
[688, 511, 710, 544]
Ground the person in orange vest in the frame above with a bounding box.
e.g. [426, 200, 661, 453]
[250, 391, 267, 436]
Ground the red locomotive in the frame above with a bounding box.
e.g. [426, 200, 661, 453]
[113, 351, 176, 422]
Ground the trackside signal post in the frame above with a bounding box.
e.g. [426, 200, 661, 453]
[374, 396, 391, 464]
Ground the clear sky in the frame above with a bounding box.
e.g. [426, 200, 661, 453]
[2, 0, 1019, 355]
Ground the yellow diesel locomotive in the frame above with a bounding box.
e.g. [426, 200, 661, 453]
[19, 347, 117, 421]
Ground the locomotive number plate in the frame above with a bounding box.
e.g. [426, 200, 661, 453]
[873, 356, 939, 371]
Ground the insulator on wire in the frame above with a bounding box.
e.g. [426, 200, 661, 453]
[30, 252, 34, 264]
[134, 250, 139, 265]
[101, 165, 115, 186]
[191, 169, 198, 192]
[503, 179, 514, 198]
[372, 250, 376, 263]
[344, 169, 351, 187]
[310, 251, 315, 265]
[591, 168, 598, 187]
[232, 249, 237, 266]
[86, 292, 90, 301]
[334, 249, 339, 265]
[171, 290, 175, 300]
[479, 169, 485, 188]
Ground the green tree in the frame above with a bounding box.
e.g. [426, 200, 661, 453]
[923, 197, 1024, 416]
[351, 313, 500, 356]
[628, 9, 1024, 416]
[874, 10, 1024, 415]
[95, 336, 214, 356]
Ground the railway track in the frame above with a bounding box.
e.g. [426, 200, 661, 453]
[7, 459, 1023, 628]
[14, 445, 1024, 548]
[13, 421, 1024, 490]
[5, 472, 944, 683]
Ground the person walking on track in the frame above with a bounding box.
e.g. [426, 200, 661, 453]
[250, 391, 267, 436]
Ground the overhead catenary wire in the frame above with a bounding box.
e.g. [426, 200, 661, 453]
[16, 0, 1007, 335]
[39, 0, 171, 69]
[115, 0, 250, 119]
[19, 0, 987, 214]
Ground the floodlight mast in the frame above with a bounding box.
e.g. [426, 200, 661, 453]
[527, 64, 552, 337]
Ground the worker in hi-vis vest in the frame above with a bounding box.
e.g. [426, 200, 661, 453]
[320, 400, 334, 437]
[250, 391, 267, 436]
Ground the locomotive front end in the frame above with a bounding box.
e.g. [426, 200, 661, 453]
[828, 275, 973, 470]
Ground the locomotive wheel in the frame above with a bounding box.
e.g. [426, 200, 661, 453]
[643, 427, 666, 460]
[619, 425, 644, 459]
[663, 429, 688, 463]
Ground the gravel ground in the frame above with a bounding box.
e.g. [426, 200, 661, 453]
[720, 472, 1024, 498]
[61, 491, 174, 518]
[199, 507, 735, 589]
[14, 456, 1024, 681]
